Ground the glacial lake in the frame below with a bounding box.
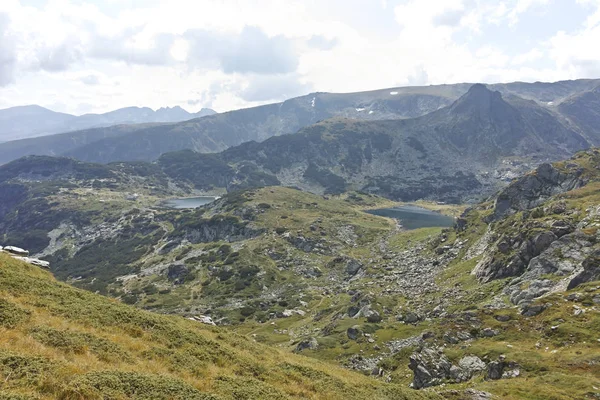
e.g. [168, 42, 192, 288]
[366, 205, 455, 230]
[162, 196, 219, 209]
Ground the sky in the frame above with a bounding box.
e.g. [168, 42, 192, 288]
[0, 0, 599, 115]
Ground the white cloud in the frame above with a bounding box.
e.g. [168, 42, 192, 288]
[0, 0, 595, 114]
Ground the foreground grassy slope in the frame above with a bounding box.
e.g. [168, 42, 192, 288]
[0, 253, 437, 400]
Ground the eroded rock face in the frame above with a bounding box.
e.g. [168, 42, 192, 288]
[409, 348, 452, 389]
[568, 249, 600, 289]
[492, 163, 585, 220]
[409, 348, 509, 389]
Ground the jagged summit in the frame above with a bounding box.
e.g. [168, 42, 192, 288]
[449, 84, 506, 115]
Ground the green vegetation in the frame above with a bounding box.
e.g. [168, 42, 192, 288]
[0, 253, 436, 400]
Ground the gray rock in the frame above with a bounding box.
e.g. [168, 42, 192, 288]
[346, 259, 363, 276]
[366, 310, 382, 323]
[3, 246, 29, 256]
[397, 311, 420, 324]
[295, 337, 318, 352]
[481, 327, 499, 337]
[458, 355, 487, 376]
[463, 389, 493, 399]
[521, 303, 547, 317]
[486, 358, 506, 380]
[408, 347, 452, 389]
[495, 314, 511, 322]
[188, 315, 216, 326]
[444, 334, 460, 344]
[11, 256, 50, 269]
[347, 325, 361, 340]
[450, 355, 487, 382]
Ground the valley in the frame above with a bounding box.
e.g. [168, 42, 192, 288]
[1, 79, 600, 400]
[0, 146, 599, 399]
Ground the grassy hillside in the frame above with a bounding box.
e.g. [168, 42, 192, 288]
[0, 253, 438, 400]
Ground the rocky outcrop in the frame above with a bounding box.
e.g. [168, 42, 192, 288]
[295, 337, 319, 352]
[409, 348, 512, 389]
[187, 315, 216, 326]
[3, 246, 29, 256]
[409, 348, 453, 389]
[174, 215, 263, 244]
[491, 163, 585, 220]
[568, 249, 600, 289]
[1, 245, 50, 269]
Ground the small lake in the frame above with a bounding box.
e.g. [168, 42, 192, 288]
[366, 205, 455, 230]
[162, 196, 219, 209]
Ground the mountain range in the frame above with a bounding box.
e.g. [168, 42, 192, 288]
[0, 78, 599, 167]
[0, 104, 216, 143]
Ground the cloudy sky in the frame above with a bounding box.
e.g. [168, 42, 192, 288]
[0, 0, 599, 115]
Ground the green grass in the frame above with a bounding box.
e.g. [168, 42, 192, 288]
[0, 253, 437, 400]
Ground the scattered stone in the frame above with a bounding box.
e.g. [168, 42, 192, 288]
[463, 389, 493, 400]
[444, 334, 460, 344]
[566, 293, 582, 302]
[295, 337, 318, 352]
[481, 328, 499, 337]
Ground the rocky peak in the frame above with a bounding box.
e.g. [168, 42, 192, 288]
[449, 84, 506, 116]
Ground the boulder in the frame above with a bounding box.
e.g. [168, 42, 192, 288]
[400, 312, 421, 324]
[345, 259, 363, 277]
[408, 348, 452, 389]
[188, 315, 216, 326]
[347, 325, 362, 340]
[457, 355, 487, 378]
[12, 257, 50, 269]
[481, 328, 499, 337]
[486, 357, 506, 380]
[521, 303, 547, 317]
[295, 337, 318, 352]
[494, 314, 511, 322]
[3, 246, 29, 256]
[365, 310, 382, 323]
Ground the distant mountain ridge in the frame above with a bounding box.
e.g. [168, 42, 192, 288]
[0, 104, 216, 142]
[0, 78, 599, 166]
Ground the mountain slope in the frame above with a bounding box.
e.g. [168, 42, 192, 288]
[0, 253, 434, 400]
[557, 85, 600, 145]
[152, 85, 590, 202]
[0, 105, 76, 142]
[2, 78, 598, 165]
[0, 104, 216, 143]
